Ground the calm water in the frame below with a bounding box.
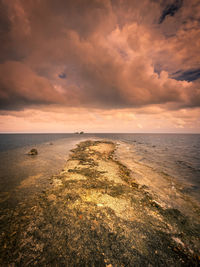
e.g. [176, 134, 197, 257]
[0, 134, 96, 188]
[0, 133, 79, 152]
[107, 133, 200, 202]
[0, 133, 200, 206]
[100, 133, 200, 187]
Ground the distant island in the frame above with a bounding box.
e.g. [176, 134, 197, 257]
[75, 131, 84, 134]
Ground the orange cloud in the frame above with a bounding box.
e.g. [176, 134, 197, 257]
[0, 0, 200, 132]
[0, 106, 199, 133]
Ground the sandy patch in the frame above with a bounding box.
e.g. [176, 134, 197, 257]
[89, 143, 114, 155]
[63, 172, 87, 181]
[96, 160, 124, 184]
[18, 174, 42, 189]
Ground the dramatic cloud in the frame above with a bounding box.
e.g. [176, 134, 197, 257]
[0, 61, 66, 110]
[0, 0, 200, 132]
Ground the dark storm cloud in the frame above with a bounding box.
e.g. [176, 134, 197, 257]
[0, 0, 12, 62]
[0, 0, 200, 112]
[159, 0, 183, 23]
[23, 0, 115, 39]
[0, 61, 65, 110]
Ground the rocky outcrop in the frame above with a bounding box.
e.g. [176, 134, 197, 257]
[1, 140, 200, 266]
[28, 148, 38, 155]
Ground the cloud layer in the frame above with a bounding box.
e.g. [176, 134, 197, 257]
[0, 0, 200, 131]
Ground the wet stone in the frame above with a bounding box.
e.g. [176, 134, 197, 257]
[28, 148, 38, 155]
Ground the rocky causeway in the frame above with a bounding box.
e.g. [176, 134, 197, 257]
[0, 140, 200, 266]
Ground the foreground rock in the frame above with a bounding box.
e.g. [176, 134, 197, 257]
[1, 140, 200, 266]
[28, 148, 38, 155]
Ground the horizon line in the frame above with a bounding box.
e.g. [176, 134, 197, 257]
[0, 132, 199, 134]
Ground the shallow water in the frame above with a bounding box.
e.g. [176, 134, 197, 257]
[95, 133, 200, 203]
[0, 133, 199, 208]
[0, 134, 96, 207]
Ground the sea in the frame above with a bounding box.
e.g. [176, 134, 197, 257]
[0, 133, 199, 212]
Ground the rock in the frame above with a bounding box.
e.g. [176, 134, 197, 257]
[75, 131, 84, 134]
[28, 148, 38, 155]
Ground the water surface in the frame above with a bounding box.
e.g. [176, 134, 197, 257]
[0, 133, 199, 208]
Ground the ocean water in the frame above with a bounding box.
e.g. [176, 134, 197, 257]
[0, 134, 95, 207]
[98, 133, 200, 203]
[0, 133, 199, 208]
[104, 134, 200, 190]
[0, 133, 79, 152]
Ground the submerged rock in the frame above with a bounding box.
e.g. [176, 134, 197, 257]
[28, 148, 38, 155]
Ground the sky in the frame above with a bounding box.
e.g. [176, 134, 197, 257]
[0, 0, 200, 133]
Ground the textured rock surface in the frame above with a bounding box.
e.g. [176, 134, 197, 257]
[1, 140, 200, 266]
